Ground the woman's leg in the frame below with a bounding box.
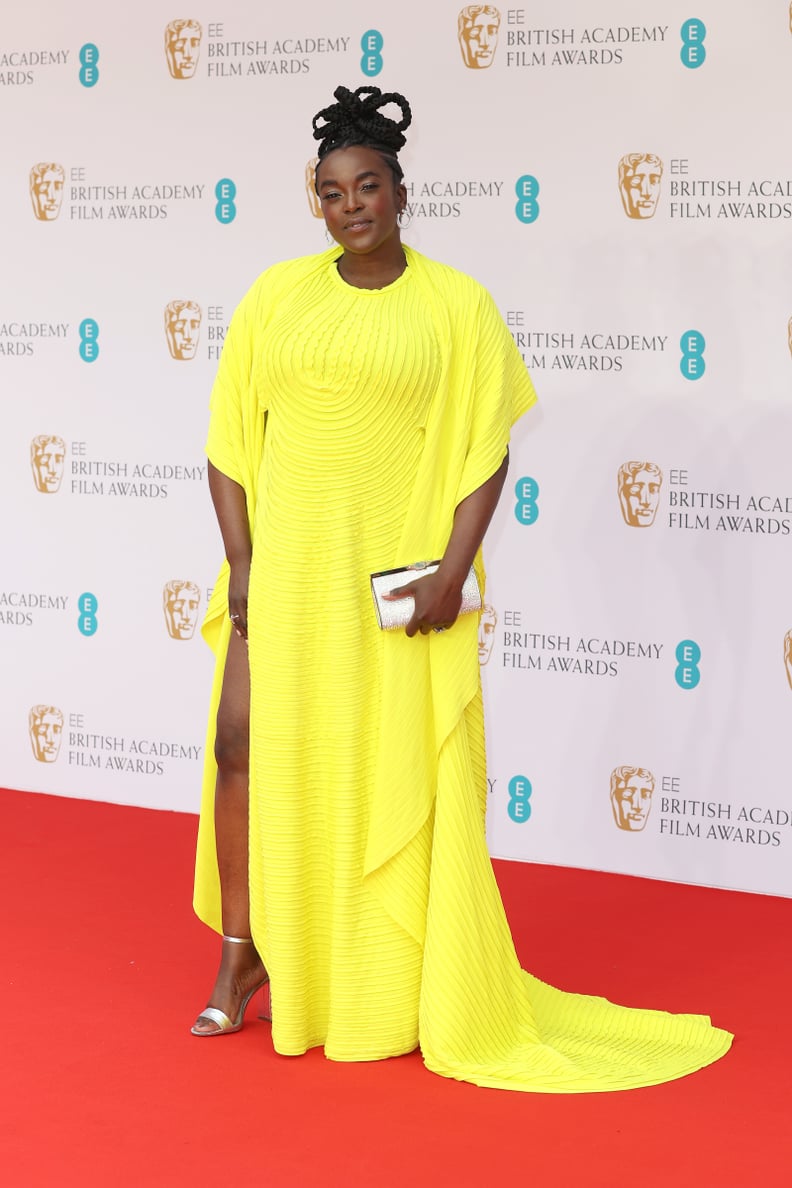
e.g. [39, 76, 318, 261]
[192, 631, 267, 1033]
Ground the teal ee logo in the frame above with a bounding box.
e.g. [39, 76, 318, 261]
[78, 592, 98, 636]
[360, 30, 383, 76]
[675, 639, 701, 688]
[215, 179, 236, 224]
[508, 775, 532, 823]
[680, 330, 705, 380]
[514, 476, 539, 525]
[680, 20, 706, 69]
[515, 175, 540, 223]
[79, 318, 99, 362]
[79, 44, 100, 87]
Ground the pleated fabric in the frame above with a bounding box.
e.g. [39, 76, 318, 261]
[194, 247, 732, 1090]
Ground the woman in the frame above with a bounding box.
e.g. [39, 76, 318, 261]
[192, 85, 731, 1090]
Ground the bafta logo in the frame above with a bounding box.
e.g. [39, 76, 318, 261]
[617, 461, 663, 528]
[29, 704, 64, 763]
[478, 604, 497, 665]
[458, 5, 501, 69]
[610, 765, 655, 832]
[164, 301, 201, 360]
[29, 163, 65, 221]
[784, 630, 792, 690]
[164, 19, 202, 79]
[30, 435, 66, 493]
[305, 157, 323, 219]
[618, 153, 664, 220]
[163, 580, 201, 639]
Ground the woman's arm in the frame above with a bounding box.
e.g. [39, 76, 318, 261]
[208, 460, 252, 638]
[387, 451, 510, 638]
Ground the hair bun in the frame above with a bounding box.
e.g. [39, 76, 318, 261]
[312, 85, 412, 158]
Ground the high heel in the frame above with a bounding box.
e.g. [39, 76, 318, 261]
[191, 935, 271, 1036]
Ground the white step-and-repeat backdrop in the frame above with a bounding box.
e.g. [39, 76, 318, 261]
[4, 1, 792, 897]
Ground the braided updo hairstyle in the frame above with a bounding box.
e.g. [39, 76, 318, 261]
[312, 85, 412, 188]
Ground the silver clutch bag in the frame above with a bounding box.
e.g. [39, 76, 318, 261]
[370, 560, 482, 631]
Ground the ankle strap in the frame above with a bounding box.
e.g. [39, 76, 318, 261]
[222, 935, 254, 944]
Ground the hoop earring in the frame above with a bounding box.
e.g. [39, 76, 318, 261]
[397, 208, 412, 230]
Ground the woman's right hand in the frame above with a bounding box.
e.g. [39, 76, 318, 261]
[228, 562, 251, 640]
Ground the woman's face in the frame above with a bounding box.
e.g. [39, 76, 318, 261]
[315, 145, 406, 257]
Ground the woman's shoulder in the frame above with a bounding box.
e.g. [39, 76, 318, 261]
[405, 247, 490, 301]
[244, 249, 338, 300]
[406, 245, 505, 330]
[225, 250, 337, 328]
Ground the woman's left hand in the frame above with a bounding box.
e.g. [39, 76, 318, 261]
[384, 570, 463, 638]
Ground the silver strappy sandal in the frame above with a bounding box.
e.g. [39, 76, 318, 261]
[191, 936, 271, 1036]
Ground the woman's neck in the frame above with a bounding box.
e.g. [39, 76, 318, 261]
[336, 243, 407, 290]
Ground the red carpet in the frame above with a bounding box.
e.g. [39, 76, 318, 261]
[2, 787, 790, 1187]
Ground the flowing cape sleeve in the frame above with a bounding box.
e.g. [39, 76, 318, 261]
[201, 279, 267, 651]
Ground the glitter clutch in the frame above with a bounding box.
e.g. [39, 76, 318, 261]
[370, 560, 482, 631]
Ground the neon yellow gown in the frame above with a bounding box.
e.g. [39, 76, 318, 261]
[194, 246, 732, 1090]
